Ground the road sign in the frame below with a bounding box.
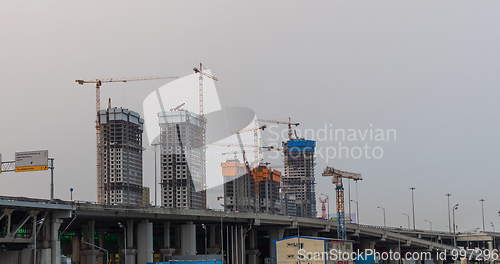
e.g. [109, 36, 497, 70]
[15, 150, 48, 172]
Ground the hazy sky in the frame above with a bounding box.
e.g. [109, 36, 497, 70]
[1, 1, 499, 232]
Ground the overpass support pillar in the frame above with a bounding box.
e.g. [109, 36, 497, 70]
[360, 239, 376, 250]
[121, 219, 137, 264]
[181, 221, 197, 256]
[207, 224, 219, 254]
[388, 245, 400, 264]
[81, 220, 99, 264]
[137, 220, 153, 264]
[488, 241, 494, 264]
[50, 217, 63, 264]
[160, 222, 175, 259]
[247, 228, 260, 264]
[269, 228, 284, 264]
[71, 235, 80, 264]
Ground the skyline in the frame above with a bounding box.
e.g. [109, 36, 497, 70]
[1, 0, 500, 232]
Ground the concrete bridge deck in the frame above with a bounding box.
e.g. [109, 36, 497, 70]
[1, 196, 491, 264]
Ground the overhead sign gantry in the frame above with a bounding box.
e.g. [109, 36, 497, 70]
[15, 150, 49, 172]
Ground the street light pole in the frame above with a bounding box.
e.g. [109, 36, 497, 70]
[377, 206, 386, 228]
[410, 187, 416, 230]
[350, 200, 359, 225]
[452, 203, 459, 247]
[355, 180, 360, 224]
[402, 213, 410, 229]
[152, 143, 160, 207]
[348, 179, 351, 222]
[118, 222, 127, 264]
[480, 199, 485, 232]
[217, 196, 225, 264]
[49, 158, 55, 200]
[446, 193, 452, 233]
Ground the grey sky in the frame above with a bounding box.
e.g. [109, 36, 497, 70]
[1, 1, 499, 232]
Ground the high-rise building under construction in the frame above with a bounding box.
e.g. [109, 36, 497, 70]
[221, 159, 255, 212]
[253, 165, 282, 214]
[97, 107, 144, 205]
[282, 139, 316, 217]
[221, 160, 281, 214]
[159, 110, 206, 209]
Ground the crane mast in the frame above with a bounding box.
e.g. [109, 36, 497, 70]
[198, 63, 204, 116]
[193, 63, 218, 117]
[322, 167, 362, 240]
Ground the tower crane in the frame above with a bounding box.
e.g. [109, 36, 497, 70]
[237, 125, 266, 162]
[257, 118, 300, 140]
[322, 167, 362, 240]
[193, 63, 218, 117]
[193, 63, 218, 193]
[75, 75, 178, 203]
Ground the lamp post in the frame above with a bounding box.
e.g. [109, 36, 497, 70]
[424, 219, 433, 231]
[480, 199, 486, 232]
[377, 206, 386, 228]
[202, 224, 208, 254]
[355, 180, 360, 224]
[118, 222, 127, 264]
[217, 196, 225, 263]
[69, 188, 74, 201]
[348, 179, 351, 222]
[410, 187, 416, 230]
[152, 142, 160, 207]
[402, 213, 410, 229]
[446, 193, 452, 233]
[452, 203, 459, 247]
[350, 199, 359, 225]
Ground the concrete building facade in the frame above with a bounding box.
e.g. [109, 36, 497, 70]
[282, 139, 317, 217]
[97, 107, 144, 205]
[253, 165, 282, 214]
[221, 159, 255, 212]
[222, 161, 282, 214]
[159, 110, 207, 209]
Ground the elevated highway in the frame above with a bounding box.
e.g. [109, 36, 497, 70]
[0, 196, 477, 264]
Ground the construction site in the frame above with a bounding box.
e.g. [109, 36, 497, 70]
[7, 61, 488, 264]
[75, 63, 366, 233]
[0, 63, 495, 264]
